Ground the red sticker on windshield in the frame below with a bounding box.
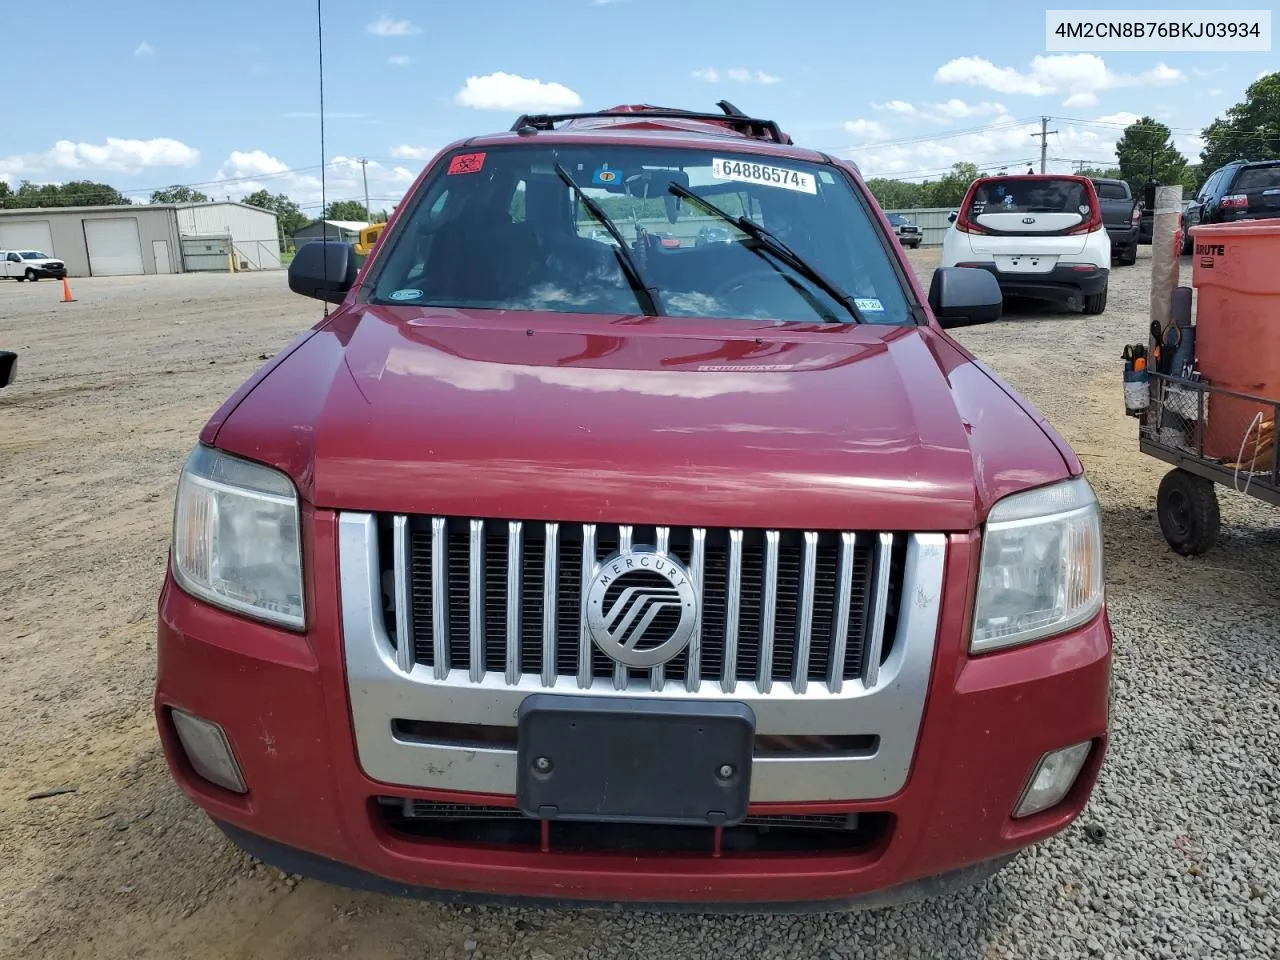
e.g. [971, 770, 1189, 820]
[447, 152, 486, 175]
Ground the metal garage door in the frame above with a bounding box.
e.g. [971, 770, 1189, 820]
[0, 220, 54, 254]
[84, 218, 144, 276]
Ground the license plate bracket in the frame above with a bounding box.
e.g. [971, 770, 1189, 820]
[515, 694, 755, 827]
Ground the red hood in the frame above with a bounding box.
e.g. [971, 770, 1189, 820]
[207, 306, 1071, 532]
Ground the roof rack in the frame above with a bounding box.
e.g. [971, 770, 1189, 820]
[509, 103, 791, 144]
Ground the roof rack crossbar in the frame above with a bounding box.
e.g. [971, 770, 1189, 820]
[509, 109, 788, 144]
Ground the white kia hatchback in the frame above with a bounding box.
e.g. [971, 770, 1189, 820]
[939, 174, 1111, 315]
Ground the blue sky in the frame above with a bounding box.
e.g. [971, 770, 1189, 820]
[2, 0, 1273, 213]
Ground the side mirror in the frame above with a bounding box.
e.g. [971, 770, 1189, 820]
[928, 266, 1002, 328]
[947, 211, 958, 223]
[0, 350, 16, 389]
[288, 240, 358, 303]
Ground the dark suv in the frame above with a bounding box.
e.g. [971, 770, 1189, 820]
[1182, 158, 1280, 253]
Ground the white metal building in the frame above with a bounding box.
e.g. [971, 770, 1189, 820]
[0, 201, 280, 277]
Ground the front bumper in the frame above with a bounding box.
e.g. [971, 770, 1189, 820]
[154, 513, 1112, 908]
[27, 265, 66, 279]
[956, 261, 1108, 304]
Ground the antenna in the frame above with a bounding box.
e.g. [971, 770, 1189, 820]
[316, 0, 329, 315]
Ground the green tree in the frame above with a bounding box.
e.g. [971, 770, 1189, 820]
[0, 180, 12, 209]
[10, 179, 132, 207]
[865, 178, 927, 209]
[1077, 166, 1124, 180]
[151, 184, 211, 204]
[923, 163, 980, 207]
[1199, 71, 1280, 174]
[242, 190, 309, 239]
[1114, 117, 1187, 194]
[323, 200, 369, 222]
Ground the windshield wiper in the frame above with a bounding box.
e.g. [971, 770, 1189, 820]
[553, 163, 660, 316]
[667, 181, 865, 323]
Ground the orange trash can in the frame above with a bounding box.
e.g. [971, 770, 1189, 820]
[1189, 221, 1280, 460]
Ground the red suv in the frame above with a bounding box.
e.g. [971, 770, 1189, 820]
[154, 103, 1112, 910]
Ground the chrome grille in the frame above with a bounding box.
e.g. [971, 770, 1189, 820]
[379, 518, 905, 695]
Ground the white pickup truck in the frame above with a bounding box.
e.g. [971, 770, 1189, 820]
[0, 249, 67, 281]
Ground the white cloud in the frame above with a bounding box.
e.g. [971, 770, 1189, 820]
[367, 16, 420, 36]
[872, 99, 1005, 122]
[0, 137, 199, 182]
[844, 119, 892, 141]
[134, 41, 154, 58]
[1193, 66, 1226, 78]
[1064, 92, 1098, 108]
[1259, 70, 1272, 80]
[1207, 88, 1223, 97]
[212, 150, 416, 212]
[845, 110, 1155, 181]
[693, 67, 781, 84]
[388, 55, 413, 66]
[391, 144, 436, 160]
[454, 72, 582, 111]
[935, 53, 1184, 106]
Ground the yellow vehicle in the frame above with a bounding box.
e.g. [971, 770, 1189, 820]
[355, 222, 386, 257]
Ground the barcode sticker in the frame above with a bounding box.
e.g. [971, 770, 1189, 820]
[711, 158, 816, 194]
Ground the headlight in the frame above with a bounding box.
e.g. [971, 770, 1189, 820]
[970, 476, 1103, 653]
[171, 444, 305, 630]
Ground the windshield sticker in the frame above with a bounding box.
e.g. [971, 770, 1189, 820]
[591, 164, 618, 185]
[388, 288, 423, 301]
[446, 152, 486, 175]
[854, 298, 884, 312]
[711, 158, 816, 195]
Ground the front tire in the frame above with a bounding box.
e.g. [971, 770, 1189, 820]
[25, 269, 37, 282]
[1083, 285, 1108, 315]
[1157, 468, 1220, 556]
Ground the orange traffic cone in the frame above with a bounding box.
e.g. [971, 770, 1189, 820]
[61, 276, 76, 303]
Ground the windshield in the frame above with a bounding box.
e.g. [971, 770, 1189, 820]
[365, 145, 913, 325]
[1092, 182, 1129, 201]
[20, 251, 50, 260]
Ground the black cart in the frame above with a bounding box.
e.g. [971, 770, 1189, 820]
[1137, 372, 1280, 555]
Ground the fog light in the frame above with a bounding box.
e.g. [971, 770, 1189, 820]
[170, 708, 247, 794]
[1013, 741, 1092, 818]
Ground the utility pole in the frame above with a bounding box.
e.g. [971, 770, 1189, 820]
[1030, 117, 1058, 174]
[358, 157, 370, 221]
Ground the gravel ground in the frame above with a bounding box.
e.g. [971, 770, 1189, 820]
[1, 252, 1277, 960]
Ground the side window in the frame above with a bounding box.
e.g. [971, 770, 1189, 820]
[1201, 170, 1223, 201]
[7, 253, 19, 263]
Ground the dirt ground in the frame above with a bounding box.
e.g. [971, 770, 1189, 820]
[1, 254, 1276, 960]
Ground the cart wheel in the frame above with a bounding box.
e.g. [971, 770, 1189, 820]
[1156, 468, 1220, 555]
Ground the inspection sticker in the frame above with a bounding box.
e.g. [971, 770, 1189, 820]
[854, 298, 884, 312]
[711, 158, 816, 194]
[389, 288, 423, 301]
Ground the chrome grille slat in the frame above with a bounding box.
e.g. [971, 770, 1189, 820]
[652, 526, 671, 692]
[395, 517, 908, 697]
[827, 533, 856, 693]
[392, 516, 414, 674]
[685, 528, 706, 693]
[792, 531, 818, 695]
[541, 523, 558, 688]
[722, 529, 744, 694]
[614, 525, 633, 690]
[757, 531, 779, 694]
[431, 517, 449, 680]
[862, 533, 895, 690]
[578, 524, 597, 690]
[505, 521, 523, 686]
[469, 520, 485, 683]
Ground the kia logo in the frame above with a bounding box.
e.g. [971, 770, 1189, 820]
[1022, 217, 1036, 224]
